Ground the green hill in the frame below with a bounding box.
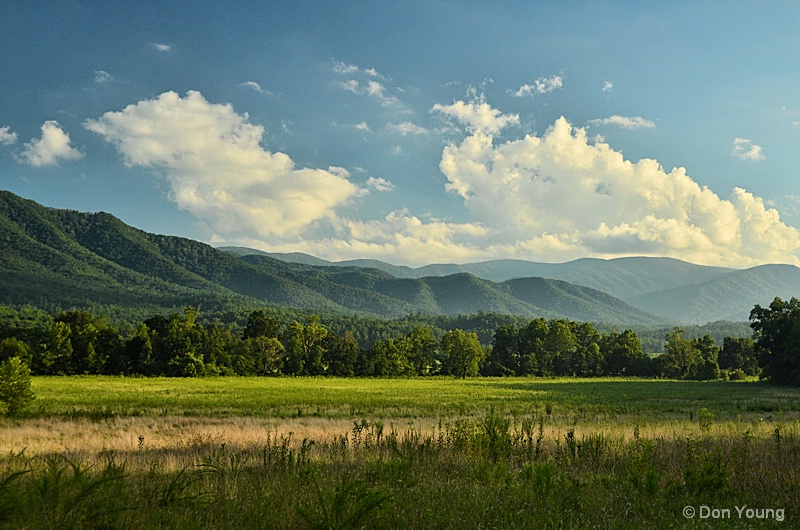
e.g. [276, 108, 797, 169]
[0, 191, 342, 315]
[0, 191, 664, 326]
[235, 248, 799, 325]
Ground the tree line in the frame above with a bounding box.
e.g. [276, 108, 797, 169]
[2, 298, 794, 382]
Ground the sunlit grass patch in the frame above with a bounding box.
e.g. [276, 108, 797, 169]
[24, 376, 800, 421]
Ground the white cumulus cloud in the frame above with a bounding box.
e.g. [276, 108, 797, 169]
[84, 90, 362, 238]
[588, 115, 656, 129]
[435, 102, 800, 267]
[17, 121, 84, 167]
[732, 138, 765, 161]
[366, 176, 394, 192]
[231, 209, 492, 266]
[431, 98, 519, 136]
[315, 210, 489, 264]
[152, 43, 172, 52]
[513, 75, 563, 97]
[0, 126, 17, 145]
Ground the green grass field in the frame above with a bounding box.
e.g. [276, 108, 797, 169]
[22, 375, 800, 419]
[1, 377, 799, 528]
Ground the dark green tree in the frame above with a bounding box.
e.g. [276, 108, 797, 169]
[441, 329, 485, 379]
[369, 338, 414, 376]
[55, 310, 100, 374]
[546, 320, 577, 376]
[405, 326, 439, 375]
[484, 325, 519, 376]
[0, 306, 53, 354]
[156, 307, 207, 377]
[602, 329, 647, 376]
[35, 321, 74, 375]
[691, 335, 721, 380]
[125, 323, 155, 375]
[719, 337, 759, 376]
[201, 322, 238, 375]
[244, 309, 279, 339]
[247, 336, 285, 375]
[0, 337, 33, 366]
[141, 314, 170, 373]
[518, 319, 547, 375]
[564, 322, 603, 376]
[94, 327, 124, 375]
[750, 297, 800, 385]
[283, 317, 328, 375]
[660, 327, 700, 379]
[323, 331, 360, 377]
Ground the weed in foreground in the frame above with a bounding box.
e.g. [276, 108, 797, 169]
[296, 472, 393, 530]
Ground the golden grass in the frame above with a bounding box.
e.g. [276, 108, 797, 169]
[2, 412, 794, 472]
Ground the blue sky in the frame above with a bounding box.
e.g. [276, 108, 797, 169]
[2, 1, 800, 267]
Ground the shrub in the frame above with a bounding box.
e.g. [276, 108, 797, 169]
[0, 338, 33, 366]
[0, 357, 35, 417]
[729, 368, 748, 381]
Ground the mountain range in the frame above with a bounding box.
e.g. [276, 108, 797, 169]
[221, 246, 800, 324]
[0, 190, 797, 326]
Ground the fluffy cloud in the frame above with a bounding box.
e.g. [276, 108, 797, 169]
[0, 126, 17, 145]
[435, 102, 800, 267]
[732, 138, 765, 161]
[17, 121, 84, 167]
[152, 43, 172, 52]
[80, 91, 800, 267]
[338, 211, 488, 261]
[513, 75, 563, 97]
[249, 210, 491, 265]
[84, 91, 361, 238]
[588, 115, 656, 129]
[602, 81, 614, 92]
[431, 98, 519, 136]
[366, 177, 394, 192]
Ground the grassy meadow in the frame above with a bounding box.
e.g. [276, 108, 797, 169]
[1, 377, 799, 528]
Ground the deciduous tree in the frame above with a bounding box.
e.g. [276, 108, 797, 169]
[661, 327, 700, 379]
[441, 329, 485, 379]
[750, 297, 800, 385]
[0, 357, 35, 417]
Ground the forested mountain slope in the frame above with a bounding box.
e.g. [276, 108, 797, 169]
[0, 191, 665, 326]
[228, 248, 799, 325]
